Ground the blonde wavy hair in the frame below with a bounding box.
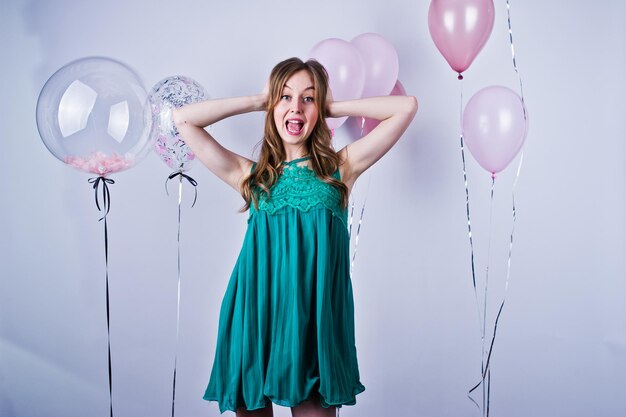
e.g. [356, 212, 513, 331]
[240, 57, 349, 211]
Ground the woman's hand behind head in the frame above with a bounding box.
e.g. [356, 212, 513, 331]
[325, 86, 335, 117]
[261, 80, 270, 111]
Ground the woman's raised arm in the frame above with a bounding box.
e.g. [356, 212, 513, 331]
[329, 95, 418, 188]
[172, 93, 266, 191]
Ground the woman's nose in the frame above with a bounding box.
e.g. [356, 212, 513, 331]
[290, 99, 302, 113]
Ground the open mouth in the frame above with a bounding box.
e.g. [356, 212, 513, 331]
[286, 119, 304, 136]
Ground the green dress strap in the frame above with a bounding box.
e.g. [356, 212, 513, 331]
[281, 156, 311, 166]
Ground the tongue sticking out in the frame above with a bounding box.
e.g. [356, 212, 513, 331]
[286, 120, 304, 135]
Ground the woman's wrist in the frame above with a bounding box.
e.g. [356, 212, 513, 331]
[326, 100, 338, 118]
[251, 93, 267, 112]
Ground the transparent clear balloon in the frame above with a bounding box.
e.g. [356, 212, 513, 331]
[36, 57, 152, 176]
[148, 76, 208, 172]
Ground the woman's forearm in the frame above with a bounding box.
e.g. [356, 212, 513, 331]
[332, 94, 418, 183]
[328, 95, 417, 121]
[168, 94, 266, 190]
[173, 94, 267, 128]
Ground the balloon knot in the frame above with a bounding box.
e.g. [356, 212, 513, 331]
[457, 74, 464, 80]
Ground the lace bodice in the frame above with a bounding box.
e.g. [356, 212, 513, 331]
[250, 157, 347, 224]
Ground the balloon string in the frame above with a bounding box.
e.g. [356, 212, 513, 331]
[348, 177, 358, 239]
[467, 177, 496, 417]
[506, 0, 527, 120]
[470, 153, 524, 414]
[458, 80, 481, 330]
[348, 201, 354, 238]
[166, 172, 196, 417]
[88, 176, 115, 417]
[105, 213, 113, 417]
[483, 177, 496, 416]
[173, 176, 182, 417]
[472, 4, 528, 414]
[487, 370, 491, 417]
[349, 200, 366, 276]
[482, 153, 524, 415]
[349, 173, 370, 277]
[461, 147, 485, 411]
[166, 171, 198, 207]
[465, 4, 528, 414]
[459, 79, 487, 413]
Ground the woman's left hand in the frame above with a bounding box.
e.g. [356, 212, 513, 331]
[325, 86, 335, 116]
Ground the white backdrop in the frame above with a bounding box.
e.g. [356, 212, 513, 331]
[1, 1, 625, 416]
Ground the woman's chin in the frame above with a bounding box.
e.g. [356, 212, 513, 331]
[280, 131, 309, 146]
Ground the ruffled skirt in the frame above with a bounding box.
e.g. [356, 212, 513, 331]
[203, 206, 365, 413]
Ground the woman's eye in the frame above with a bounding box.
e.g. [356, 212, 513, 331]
[280, 95, 290, 101]
[303, 96, 314, 103]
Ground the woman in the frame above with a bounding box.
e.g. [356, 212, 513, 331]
[173, 57, 417, 417]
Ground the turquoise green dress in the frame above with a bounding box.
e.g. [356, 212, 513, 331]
[203, 156, 365, 413]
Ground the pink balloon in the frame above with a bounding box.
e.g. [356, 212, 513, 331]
[309, 38, 365, 129]
[428, 0, 495, 78]
[390, 80, 407, 96]
[462, 86, 528, 174]
[346, 80, 407, 139]
[350, 33, 399, 98]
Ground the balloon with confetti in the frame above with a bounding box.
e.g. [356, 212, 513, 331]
[148, 76, 208, 172]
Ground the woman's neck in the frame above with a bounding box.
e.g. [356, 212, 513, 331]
[283, 146, 309, 163]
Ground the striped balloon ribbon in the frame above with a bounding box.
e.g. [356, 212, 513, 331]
[165, 171, 198, 417]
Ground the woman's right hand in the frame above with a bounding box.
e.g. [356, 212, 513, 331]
[260, 80, 270, 111]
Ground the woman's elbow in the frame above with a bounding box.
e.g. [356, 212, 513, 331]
[406, 96, 418, 116]
[171, 107, 186, 129]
